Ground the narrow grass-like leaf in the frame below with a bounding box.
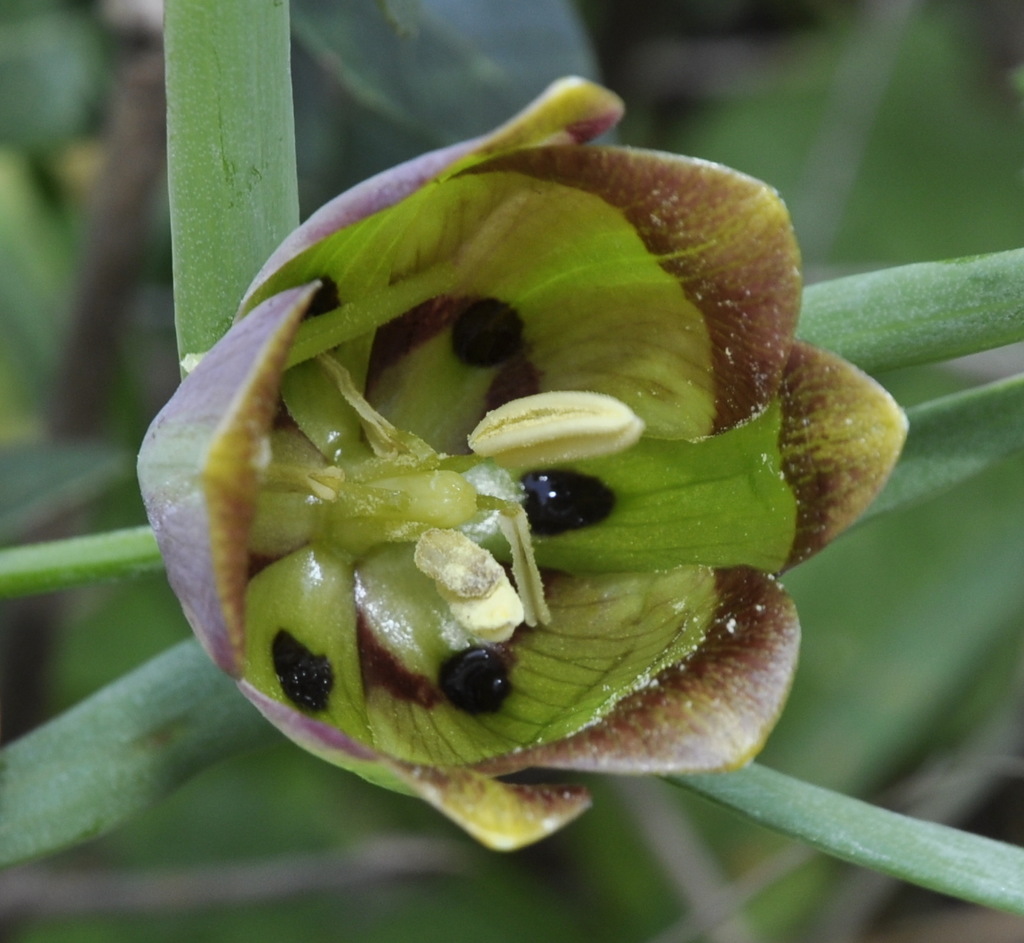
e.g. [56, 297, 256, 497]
[672, 763, 1024, 915]
[165, 0, 299, 359]
[0, 526, 162, 600]
[800, 249, 1024, 371]
[865, 372, 1024, 521]
[0, 641, 275, 868]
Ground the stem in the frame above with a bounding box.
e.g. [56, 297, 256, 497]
[671, 764, 1024, 915]
[0, 527, 162, 600]
[165, 0, 299, 359]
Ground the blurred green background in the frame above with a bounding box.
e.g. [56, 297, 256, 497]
[1, 1, 1023, 941]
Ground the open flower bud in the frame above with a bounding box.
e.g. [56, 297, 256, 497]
[139, 77, 906, 850]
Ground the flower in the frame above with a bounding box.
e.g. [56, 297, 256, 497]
[138, 78, 907, 850]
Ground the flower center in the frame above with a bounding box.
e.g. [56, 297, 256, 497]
[258, 354, 644, 645]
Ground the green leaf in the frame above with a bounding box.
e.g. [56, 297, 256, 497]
[800, 249, 1024, 372]
[672, 763, 1024, 915]
[0, 9, 105, 148]
[865, 372, 1024, 521]
[165, 0, 299, 358]
[0, 443, 126, 541]
[0, 152, 73, 410]
[290, 0, 598, 199]
[0, 525, 162, 600]
[0, 640, 275, 868]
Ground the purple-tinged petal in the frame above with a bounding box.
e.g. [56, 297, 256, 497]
[138, 285, 317, 675]
[239, 680, 592, 851]
[242, 78, 623, 308]
[780, 341, 908, 568]
[479, 567, 799, 775]
[456, 145, 802, 433]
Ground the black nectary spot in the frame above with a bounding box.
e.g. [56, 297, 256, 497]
[304, 276, 341, 318]
[439, 646, 511, 714]
[521, 470, 616, 536]
[451, 298, 523, 367]
[272, 629, 334, 711]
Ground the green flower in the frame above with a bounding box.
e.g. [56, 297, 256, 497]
[138, 78, 906, 849]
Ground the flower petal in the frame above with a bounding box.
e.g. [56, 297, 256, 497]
[239, 679, 591, 851]
[391, 765, 591, 852]
[251, 146, 799, 450]
[352, 557, 720, 766]
[526, 400, 796, 574]
[137, 285, 317, 674]
[243, 77, 623, 307]
[479, 567, 799, 774]
[456, 145, 802, 433]
[779, 341, 908, 568]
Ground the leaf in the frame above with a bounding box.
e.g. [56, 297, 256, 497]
[0, 9, 105, 149]
[373, 0, 421, 37]
[0, 152, 73, 408]
[0, 442, 125, 541]
[0, 640, 275, 869]
[672, 763, 1024, 915]
[866, 372, 1024, 521]
[800, 249, 1024, 371]
[290, 0, 599, 201]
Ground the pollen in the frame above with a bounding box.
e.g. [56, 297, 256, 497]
[414, 528, 524, 642]
[467, 390, 645, 467]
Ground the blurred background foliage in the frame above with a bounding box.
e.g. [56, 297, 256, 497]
[1, 0, 1023, 941]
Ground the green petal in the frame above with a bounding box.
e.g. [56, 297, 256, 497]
[244, 545, 372, 743]
[350, 549, 720, 766]
[779, 341, 908, 568]
[479, 567, 799, 775]
[250, 146, 800, 447]
[458, 145, 802, 434]
[527, 400, 797, 574]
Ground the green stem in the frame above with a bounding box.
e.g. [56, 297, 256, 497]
[0, 526, 162, 600]
[671, 763, 1024, 915]
[165, 0, 299, 359]
[800, 248, 1024, 371]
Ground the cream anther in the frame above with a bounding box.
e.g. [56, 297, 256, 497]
[414, 529, 523, 642]
[316, 354, 434, 464]
[467, 390, 644, 467]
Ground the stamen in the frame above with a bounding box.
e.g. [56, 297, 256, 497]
[414, 529, 523, 642]
[315, 354, 434, 464]
[467, 390, 644, 467]
[497, 505, 550, 626]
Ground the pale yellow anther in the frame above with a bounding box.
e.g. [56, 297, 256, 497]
[467, 390, 645, 467]
[414, 529, 523, 642]
[316, 355, 434, 464]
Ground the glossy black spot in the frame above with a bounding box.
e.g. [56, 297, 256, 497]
[304, 276, 341, 318]
[521, 470, 615, 536]
[272, 629, 334, 711]
[451, 298, 523, 367]
[439, 646, 511, 714]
